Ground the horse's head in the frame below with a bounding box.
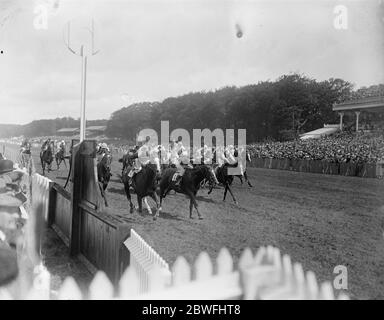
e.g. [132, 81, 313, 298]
[201, 164, 219, 186]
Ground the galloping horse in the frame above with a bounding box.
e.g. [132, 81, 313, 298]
[55, 148, 67, 170]
[234, 148, 253, 187]
[97, 152, 113, 206]
[208, 163, 238, 204]
[121, 154, 161, 219]
[40, 143, 54, 175]
[158, 165, 219, 220]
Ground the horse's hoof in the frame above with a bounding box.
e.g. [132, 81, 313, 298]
[130, 208, 134, 214]
[153, 216, 157, 221]
[198, 216, 203, 220]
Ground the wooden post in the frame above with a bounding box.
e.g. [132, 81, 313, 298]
[70, 141, 82, 256]
[47, 182, 56, 227]
[355, 111, 360, 132]
[338, 112, 344, 131]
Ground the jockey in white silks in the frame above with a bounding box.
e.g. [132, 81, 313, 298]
[215, 146, 228, 167]
[225, 145, 244, 175]
[170, 139, 191, 186]
[158, 144, 170, 167]
[58, 140, 66, 153]
[203, 144, 213, 165]
[96, 142, 110, 162]
[191, 147, 202, 165]
[127, 137, 151, 184]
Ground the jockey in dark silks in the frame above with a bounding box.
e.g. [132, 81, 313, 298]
[41, 138, 52, 151]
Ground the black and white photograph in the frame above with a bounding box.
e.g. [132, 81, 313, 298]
[0, 0, 384, 304]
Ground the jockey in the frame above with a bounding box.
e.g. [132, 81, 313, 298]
[97, 143, 110, 155]
[202, 144, 213, 165]
[215, 145, 228, 167]
[172, 138, 192, 187]
[192, 146, 203, 165]
[158, 144, 170, 167]
[127, 136, 150, 185]
[225, 145, 245, 175]
[96, 142, 110, 163]
[41, 138, 52, 151]
[58, 140, 66, 153]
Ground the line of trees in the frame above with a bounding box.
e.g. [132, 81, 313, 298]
[1, 73, 383, 142]
[0, 118, 107, 138]
[107, 74, 380, 142]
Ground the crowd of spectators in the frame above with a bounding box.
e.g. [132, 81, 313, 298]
[247, 132, 384, 164]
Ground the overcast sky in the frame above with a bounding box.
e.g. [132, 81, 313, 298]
[0, 0, 383, 124]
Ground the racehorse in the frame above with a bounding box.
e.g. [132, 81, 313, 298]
[121, 156, 161, 220]
[158, 164, 219, 220]
[234, 149, 253, 187]
[208, 163, 238, 204]
[55, 148, 67, 170]
[40, 143, 54, 176]
[97, 152, 113, 207]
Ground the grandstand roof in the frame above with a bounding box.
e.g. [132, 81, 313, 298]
[333, 96, 384, 112]
[87, 126, 107, 131]
[57, 128, 79, 133]
[300, 126, 339, 140]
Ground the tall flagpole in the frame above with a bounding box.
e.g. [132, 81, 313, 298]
[63, 19, 99, 142]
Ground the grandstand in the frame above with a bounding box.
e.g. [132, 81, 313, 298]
[333, 96, 384, 132]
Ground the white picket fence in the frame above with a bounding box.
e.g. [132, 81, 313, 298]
[31, 174, 52, 221]
[0, 241, 349, 300]
[124, 229, 172, 295]
[2, 145, 21, 163]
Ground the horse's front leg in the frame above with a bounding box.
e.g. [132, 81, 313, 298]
[143, 197, 152, 216]
[226, 184, 238, 205]
[189, 198, 194, 219]
[244, 171, 252, 187]
[149, 193, 160, 220]
[98, 182, 108, 207]
[137, 196, 143, 214]
[223, 184, 228, 201]
[124, 183, 135, 214]
[188, 191, 202, 220]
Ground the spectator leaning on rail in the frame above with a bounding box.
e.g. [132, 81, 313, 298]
[0, 159, 28, 292]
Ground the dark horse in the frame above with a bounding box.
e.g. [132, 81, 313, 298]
[208, 163, 238, 204]
[229, 148, 253, 187]
[97, 152, 113, 206]
[158, 165, 219, 220]
[121, 159, 161, 220]
[40, 143, 54, 176]
[55, 148, 67, 170]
